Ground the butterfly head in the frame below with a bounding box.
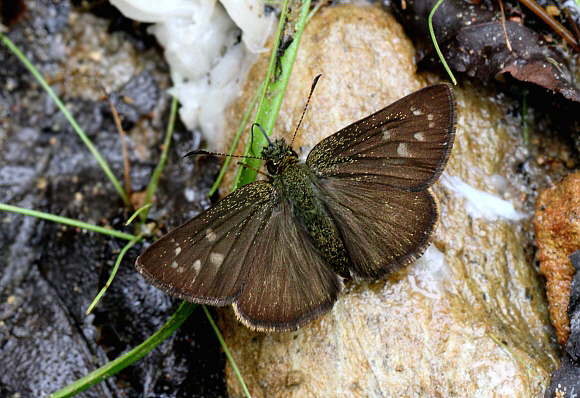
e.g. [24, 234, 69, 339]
[262, 138, 299, 175]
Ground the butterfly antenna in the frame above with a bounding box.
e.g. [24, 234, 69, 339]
[251, 123, 272, 147]
[184, 149, 264, 161]
[290, 74, 322, 147]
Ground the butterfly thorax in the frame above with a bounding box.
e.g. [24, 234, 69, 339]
[264, 139, 351, 278]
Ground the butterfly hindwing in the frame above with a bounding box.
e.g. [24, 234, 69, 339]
[316, 178, 437, 278]
[137, 180, 343, 331]
[135, 181, 276, 305]
[305, 84, 454, 279]
[233, 199, 343, 331]
[306, 84, 456, 191]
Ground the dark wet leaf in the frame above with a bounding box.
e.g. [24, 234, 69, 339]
[0, 0, 27, 26]
[400, 0, 580, 102]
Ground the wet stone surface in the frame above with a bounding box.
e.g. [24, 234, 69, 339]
[222, 5, 567, 397]
[1, 0, 226, 396]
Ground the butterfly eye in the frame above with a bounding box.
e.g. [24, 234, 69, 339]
[266, 161, 278, 175]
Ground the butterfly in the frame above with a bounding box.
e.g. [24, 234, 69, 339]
[136, 83, 456, 332]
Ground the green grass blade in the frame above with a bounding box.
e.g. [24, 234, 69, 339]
[203, 305, 251, 397]
[235, 0, 312, 189]
[0, 33, 130, 206]
[0, 203, 136, 240]
[49, 301, 197, 397]
[86, 234, 143, 315]
[126, 204, 152, 226]
[428, 0, 457, 85]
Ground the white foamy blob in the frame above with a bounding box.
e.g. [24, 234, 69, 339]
[408, 244, 450, 300]
[441, 172, 527, 221]
[110, 0, 274, 148]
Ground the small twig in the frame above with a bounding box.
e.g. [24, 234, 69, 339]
[103, 89, 131, 202]
[498, 0, 513, 51]
[519, 0, 579, 51]
[563, 7, 580, 43]
[139, 96, 178, 224]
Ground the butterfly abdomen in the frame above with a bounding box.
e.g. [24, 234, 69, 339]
[273, 161, 351, 278]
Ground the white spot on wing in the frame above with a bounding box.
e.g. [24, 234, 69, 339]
[171, 261, 178, 268]
[397, 142, 410, 157]
[193, 259, 201, 273]
[382, 128, 391, 140]
[206, 229, 217, 242]
[427, 114, 434, 121]
[414, 132, 425, 141]
[210, 252, 224, 267]
[174, 246, 182, 255]
[412, 109, 423, 116]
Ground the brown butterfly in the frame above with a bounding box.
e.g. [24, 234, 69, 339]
[136, 83, 456, 332]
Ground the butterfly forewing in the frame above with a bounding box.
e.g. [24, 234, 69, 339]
[233, 200, 343, 331]
[136, 181, 276, 305]
[306, 84, 456, 191]
[316, 178, 437, 278]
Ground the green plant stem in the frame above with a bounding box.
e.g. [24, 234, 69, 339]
[0, 203, 135, 240]
[0, 33, 130, 206]
[235, 0, 312, 189]
[140, 96, 179, 223]
[49, 301, 197, 397]
[428, 0, 457, 85]
[202, 305, 251, 397]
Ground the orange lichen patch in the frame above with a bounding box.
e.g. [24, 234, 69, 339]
[534, 173, 580, 345]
